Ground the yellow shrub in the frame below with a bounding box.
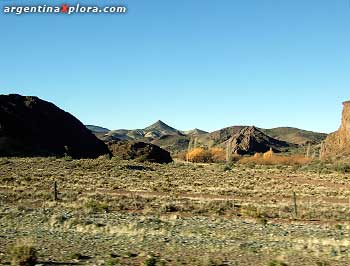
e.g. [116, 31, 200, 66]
[210, 148, 226, 163]
[185, 147, 226, 163]
[239, 154, 311, 166]
[186, 148, 212, 163]
[263, 148, 274, 159]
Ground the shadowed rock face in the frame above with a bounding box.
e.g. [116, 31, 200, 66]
[0, 94, 110, 158]
[227, 126, 291, 155]
[107, 140, 173, 164]
[321, 101, 350, 159]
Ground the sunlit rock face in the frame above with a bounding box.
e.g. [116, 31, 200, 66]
[321, 101, 350, 159]
[341, 101, 350, 132]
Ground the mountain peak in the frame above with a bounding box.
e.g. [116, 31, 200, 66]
[144, 120, 181, 137]
[154, 120, 167, 126]
[146, 120, 175, 130]
[241, 126, 262, 134]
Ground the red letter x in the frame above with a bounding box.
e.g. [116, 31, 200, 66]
[61, 4, 68, 13]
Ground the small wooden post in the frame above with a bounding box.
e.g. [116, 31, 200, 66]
[292, 192, 297, 218]
[53, 181, 58, 201]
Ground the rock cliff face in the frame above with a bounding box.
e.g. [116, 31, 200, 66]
[341, 101, 350, 132]
[0, 94, 110, 158]
[321, 101, 350, 159]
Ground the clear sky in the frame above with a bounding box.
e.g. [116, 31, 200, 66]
[1, 0, 349, 133]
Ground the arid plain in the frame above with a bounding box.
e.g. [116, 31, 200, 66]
[1, 156, 350, 266]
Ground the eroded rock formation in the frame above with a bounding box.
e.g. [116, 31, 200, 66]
[227, 126, 291, 155]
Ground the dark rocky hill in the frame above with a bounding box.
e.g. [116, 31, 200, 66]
[0, 94, 110, 158]
[198, 126, 246, 146]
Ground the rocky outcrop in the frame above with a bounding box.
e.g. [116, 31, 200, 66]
[227, 126, 291, 155]
[0, 94, 110, 158]
[107, 140, 173, 163]
[321, 101, 350, 159]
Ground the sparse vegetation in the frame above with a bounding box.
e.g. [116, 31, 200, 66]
[1, 157, 350, 265]
[85, 200, 110, 213]
[333, 162, 350, 173]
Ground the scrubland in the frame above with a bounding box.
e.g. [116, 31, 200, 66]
[1, 156, 350, 265]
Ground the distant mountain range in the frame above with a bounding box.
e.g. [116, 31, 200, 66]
[86, 120, 327, 154]
[0, 93, 328, 159]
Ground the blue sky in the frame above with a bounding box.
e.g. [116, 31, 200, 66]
[1, 0, 349, 133]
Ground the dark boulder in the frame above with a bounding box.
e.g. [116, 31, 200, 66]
[107, 140, 173, 163]
[0, 94, 110, 158]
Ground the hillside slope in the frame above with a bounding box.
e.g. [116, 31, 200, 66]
[260, 127, 327, 145]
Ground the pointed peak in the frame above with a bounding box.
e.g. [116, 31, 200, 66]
[148, 120, 169, 128]
[155, 120, 166, 125]
[145, 120, 178, 133]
